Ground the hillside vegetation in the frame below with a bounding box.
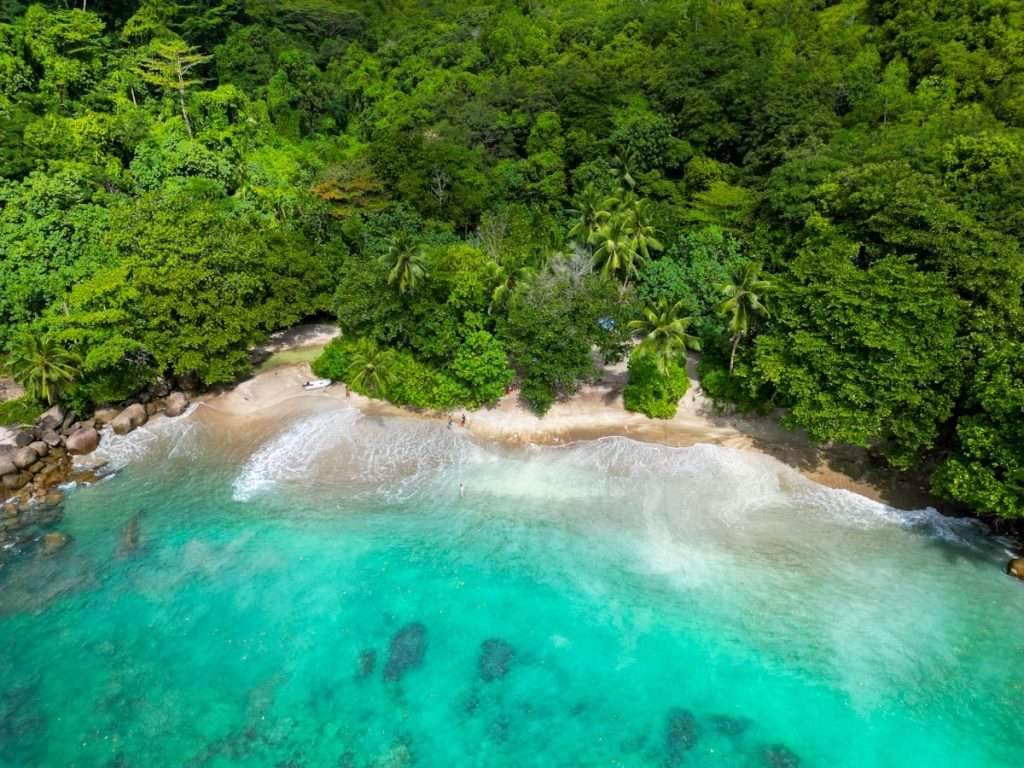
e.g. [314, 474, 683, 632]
[1, 0, 1021, 518]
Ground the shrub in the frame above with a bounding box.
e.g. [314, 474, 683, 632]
[451, 330, 513, 408]
[623, 350, 690, 420]
[383, 348, 468, 410]
[0, 396, 43, 427]
[311, 337, 352, 380]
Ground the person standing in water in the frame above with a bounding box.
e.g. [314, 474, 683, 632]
[447, 416, 453, 429]
[459, 482, 465, 498]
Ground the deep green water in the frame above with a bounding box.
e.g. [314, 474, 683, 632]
[1, 400, 1022, 767]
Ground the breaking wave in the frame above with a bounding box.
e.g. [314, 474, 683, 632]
[87, 404, 202, 470]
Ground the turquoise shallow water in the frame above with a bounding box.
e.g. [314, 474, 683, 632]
[1, 400, 1023, 767]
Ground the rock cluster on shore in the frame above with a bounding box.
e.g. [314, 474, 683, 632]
[0, 391, 190, 561]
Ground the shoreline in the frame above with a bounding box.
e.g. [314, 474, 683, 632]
[196, 356, 936, 511]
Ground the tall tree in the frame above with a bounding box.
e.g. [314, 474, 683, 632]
[567, 184, 609, 246]
[383, 233, 427, 295]
[4, 332, 79, 405]
[717, 262, 772, 372]
[629, 298, 701, 375]
[591, 217, 644, 288]
[346, 339, 393, 398]
[133, 38, 210, 137]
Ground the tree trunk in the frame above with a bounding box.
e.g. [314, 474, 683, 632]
[176, 60, 193, 138]
[729, 334, 741, 373]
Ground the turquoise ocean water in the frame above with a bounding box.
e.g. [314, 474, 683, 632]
[1, 399, 1022, 767]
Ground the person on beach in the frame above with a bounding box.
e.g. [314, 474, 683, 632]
[460, 413, 467, 427]
[447, 416, 453, 430]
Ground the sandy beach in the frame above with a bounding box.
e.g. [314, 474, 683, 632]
[197, 332, 934, 510]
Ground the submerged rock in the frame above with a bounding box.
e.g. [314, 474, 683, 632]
[763, 744, 801, 768]
[383, 622, 427, 682]
[479, 638, 516, 682]
[119, 514, 141, 555]
[665, 708, 698, 762]
[372, 745, 411, 768]
[1008, 558, 1024, 581]
[711, 714, 752, 736]
[40, 531, 70, 556]
[357, 649, 376, 678]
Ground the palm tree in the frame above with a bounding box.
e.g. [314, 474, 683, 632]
[489, 263, 536, 315]
[383, 233, 426, 295]
[567, 184, 610, 247]
[623, 197, 664, 261]
[4, 333, 79, 405]
[628, 299, 701, 375]
[591, 216, 645, 288]
[346, 339, 393, 398]
[611, 152, 638, 190]
[716, 262, 772, 372]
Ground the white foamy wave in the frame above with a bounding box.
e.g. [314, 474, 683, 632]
[86, 405, 202, 470]
[232, 406, 490, 503]
[232, 408, 361, 501]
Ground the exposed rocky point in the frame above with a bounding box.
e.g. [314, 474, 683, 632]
[37, 405, 64, 432]
[66, 428, 100, 456]
[12, 446, 38, 470]
[111, 404, 148, 435]
[92, 407, 121, 426]
[1007, 558, 1024, 581]
[164, 392, 190, 418]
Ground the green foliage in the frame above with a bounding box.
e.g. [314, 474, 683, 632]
[451, 330, 513, 408]
[717, 262, 772, 372]
[499, 257, 632, 414]
[623, 349, 690, 420]
[0, 0, 1020, 518]
[310, 336, 351, 381]
[628, 298, 700, 376]
[345, 337, 393, 398]
[750, 249, 965, 468]
[4, 332, 79, 405]
[931, 338, 1024, 518]
[636, 227, 749, 339]
[0, 170, 112, 347]
[55, 191, 336, 400]
[0, 395, 43, 427]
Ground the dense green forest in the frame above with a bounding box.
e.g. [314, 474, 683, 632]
[0, 0, 1022, 519]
